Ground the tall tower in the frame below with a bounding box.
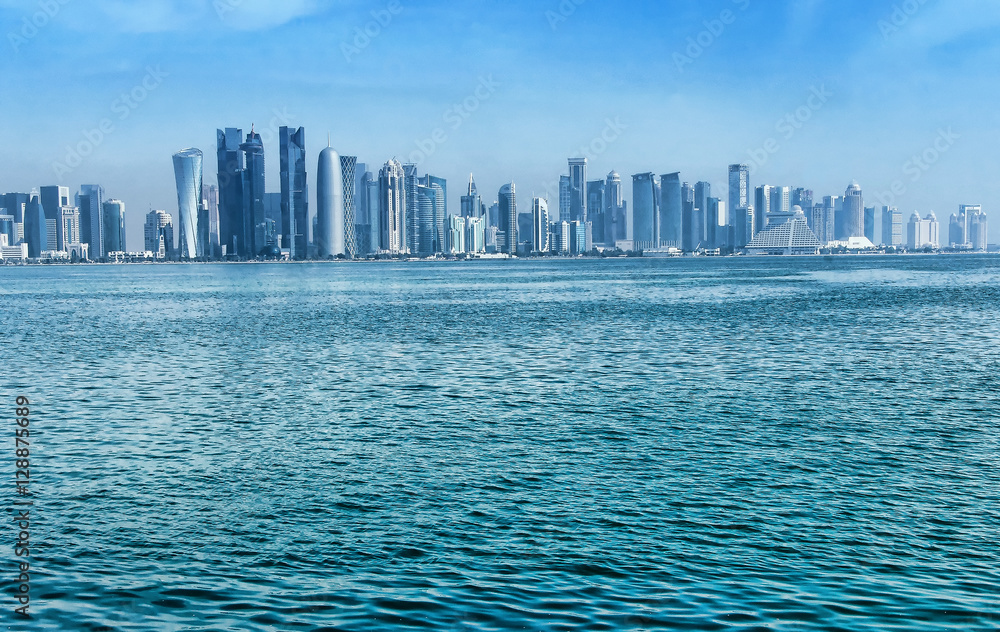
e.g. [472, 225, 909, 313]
[605, 171, 625, 245]
[568, 158, 587, 223]
[461, 174, 481, 218]
[279, 127, 308, 259]
[532, 197, 550, 253]
[660, 173, 681, 247]
[216, 128, 244, 258]
[239, 127, 266, 257]
[172, 148, 204, 259]
[632, 173, 658, 250]
[102, 199, 126, 254]
[341, 155, 358, 258]
[77, 185, 105, 260]
[379, 159, 406, 254]
[317, 144, 345, 258]
[844, 181, 863, 239]
[498, 183, 516, 255]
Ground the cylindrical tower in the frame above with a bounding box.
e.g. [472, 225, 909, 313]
[317, 146, 345, 258]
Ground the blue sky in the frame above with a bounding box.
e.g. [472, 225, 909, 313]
[2, 0, 999, 245]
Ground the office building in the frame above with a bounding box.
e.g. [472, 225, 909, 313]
[461, 174, 482, 219]
[100, 199, 126, 255]
[144, 210, 173, 258]
[77, 185, 105, 259]
[969, 208, 988, 251]
[216, 128, 244, 258]
[587, 180, 605, 245]
[279, 127, 308, 259]
[907, 212, 940, 250]
[632, 173, 658, 250]
[660, 173, 681, 247]
[842, 181, 863, 239]
[754, 185, 772, 235]
[728, 164, 751, 224]
[568, 158, 587, 223]
[172, 148, 203, 259]
[240, 127, 266, 257]
[605, 171, 627, 245]
[498, 183, 516, 255]
[317, 145, 345, 258]
[341, 156, 359, 258]
[378, 159, 406, 254]
[881, 206, 903, 247]
[532, 198, 550, 254]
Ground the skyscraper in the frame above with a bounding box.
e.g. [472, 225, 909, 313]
[23, 193, 47, 257]
[461, 174, 482, 218]
[102, 199, 126, 254]
[754, 186, 772, 235]
[908, 212, 940, 250]
[694, 181, 711, 247]
[632, 173, 658, 250]
[558, 175, 571, 224]
[605, 171, 627, 245]
[144, 210, 173, 258]
[342, 156, 358, 258]
[172, 148, 204, 260]
[843, 182, 864, 239]
[403, 164, 419, 255]
[532, 198, 550, 254]
[317, 145, 345, 258]
[660, 173, 681, 247]
[498, 183, 516, 255]
[587, 180, 606, 245]
[216, 128, 244, 258]
[279, 127, 308, 259]
[770, 186, 791, 218]
[379, 159, 406, 254]
[568, 158, 587, 223]
[77, 185, 105, 260]
[681, 182, 698, 251]
[706, 197, 724, 249]
[421, 175, 447, 254]
[241, 127, 266, 257]
[201, 184, 221, 259]
[881, 206, 903, 247]
[969, 208, 988, 251]
[728, 164, 750, 219]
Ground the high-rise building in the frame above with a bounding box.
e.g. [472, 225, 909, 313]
[907, 212, 940, 250]
[461, 174, 482, 219]
[660, 173, 681, 247]
[317, 145, 345, 258]
[728, 164, 750, 224]
[558, 175, 571, 224]
[201, 184, 220, 259]
[532, 198, 550, 254]
[342, 156, 358, 258]
[420, 175, 447, 254]
[568, 158, 587, 223]
[403, 164, 419, 255]
[279, 127, 308, 259]
[792, 188, 813, 211]
[881, 206, 903, 247]
[22, 193, 46, 257]
[694, 181, 711, 247]
[498, 183, 516, 255]
[216, 128, 244, 258]
[632, 173, 658, 250]
[843, 182, 864, 239]
[415, 184, 436, 257]
[379, 159, 406, 254]
[77, 185, 105, 259]
[731, 205, 754, 249]
[754, 186, 772, 235]
[241, 127, 266, 258]
[102, 200, 126, 254]
[172, 148, 203, 260]
[706, 197, 725, 249]
[605, 171, 627, 245]
[969, 208, 988, 251]
[681, 182, 699, 251]
[863, 206, 876, 244]
[587, 180, 605, 245]
[465, 216, 485, 254]
[144, 210, 173, 258]
[770, 186, 791, 219]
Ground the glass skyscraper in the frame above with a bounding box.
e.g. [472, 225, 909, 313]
[102, 199, 126, 253]
[241, 127, 266, 257]
[172, 148, 204, 260]
[498, 183, 516, 255]
[632, 173, 658, 250]
[279, 127, 308, 259]
[568, 158, 587, 223]
[77, 185, 105, 260]
[532, 197, 549, 254]
[843, 182, 863, 239]
[216, 128, 244, 258]
[660, 173, 681, 248]
[461, 174, 482, 219]
[342, 155, 358, 258]
[379, 159, 406, 254]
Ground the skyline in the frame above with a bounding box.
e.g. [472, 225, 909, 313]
[2, 0, 1000, 245]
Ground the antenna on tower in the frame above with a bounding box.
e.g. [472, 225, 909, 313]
[328, 133, 332, 147]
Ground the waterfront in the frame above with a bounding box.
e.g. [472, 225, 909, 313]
[3, 256, 999, 630]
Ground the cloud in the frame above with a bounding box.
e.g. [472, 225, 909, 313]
[0, 0, 326, 33]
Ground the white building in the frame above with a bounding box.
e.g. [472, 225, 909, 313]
[907, 212, 940, 250]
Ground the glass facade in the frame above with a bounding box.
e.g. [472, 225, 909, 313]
[172, 148, 204, 259]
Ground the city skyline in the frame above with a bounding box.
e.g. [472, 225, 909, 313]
[2, 1, 999, 245]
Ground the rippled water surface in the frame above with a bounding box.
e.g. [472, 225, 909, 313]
[3, 256, 1000, 631]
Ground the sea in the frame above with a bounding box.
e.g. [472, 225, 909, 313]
[2, 255, 999, 631]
